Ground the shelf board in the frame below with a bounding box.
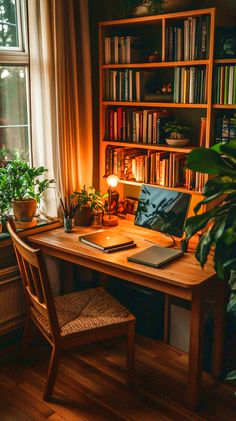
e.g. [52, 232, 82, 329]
[116, 179, 203, 195]
[102, 101, 207, 108]
[102, 60, 210, 69]
[214, 58, 236, 64]
[99, 8, 215, 27]
[212, 104, 236, 109]
[102, 140, 195, 153]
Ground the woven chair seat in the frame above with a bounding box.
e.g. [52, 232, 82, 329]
[31, 287, 131, 336]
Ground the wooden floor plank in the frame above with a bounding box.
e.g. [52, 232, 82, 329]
[0, 336, 236, 421]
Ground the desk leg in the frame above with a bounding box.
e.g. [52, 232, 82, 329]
[164, 294, 170, 344]
[212, 279, 228, 379]
[188, 290, 204, 410]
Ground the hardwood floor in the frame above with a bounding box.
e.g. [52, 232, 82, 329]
[0, 335, 236, 421]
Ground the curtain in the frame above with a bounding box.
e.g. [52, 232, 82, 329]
[28, 0, 93, 217]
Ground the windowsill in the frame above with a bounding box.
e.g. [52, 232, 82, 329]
[0, 219, 62, 245]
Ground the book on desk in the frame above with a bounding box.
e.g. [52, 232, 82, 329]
[79, 230, 136, 252]
[128, 245, 184, 268]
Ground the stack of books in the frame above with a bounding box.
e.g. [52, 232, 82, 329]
[104, 69, 144, 101]
[213, 66, 236, 105]
[173, 67, 207, 103]
[104, 107, 171, 143]
[105, 146, 203, 191]
[215, 114, 236, 143]
[165, 15, 210, 61]
[185, 169, 207, 192]
[104, 36, 140, 64]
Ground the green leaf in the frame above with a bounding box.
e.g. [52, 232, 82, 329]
[225, 369, 236, 381]
[185, 211, 213, 239]
[195, 230, 213, 267]
[186, 148, 236, 176]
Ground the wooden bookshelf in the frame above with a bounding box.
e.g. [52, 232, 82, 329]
[99, 8, 216, 199]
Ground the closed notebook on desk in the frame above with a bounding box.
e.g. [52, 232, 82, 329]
[79, 231, 135, 252]
[128, 245, 184, 268]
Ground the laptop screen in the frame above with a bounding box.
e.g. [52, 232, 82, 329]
[135, 185, 191, 238]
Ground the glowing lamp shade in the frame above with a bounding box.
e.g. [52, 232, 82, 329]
[107, 174, 119, 188]
[103, 175, 119, 227]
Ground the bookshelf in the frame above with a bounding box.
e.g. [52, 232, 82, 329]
[99, 8, 217, 203]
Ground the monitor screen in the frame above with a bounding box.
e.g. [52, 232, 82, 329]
[135, 185, 191, 238]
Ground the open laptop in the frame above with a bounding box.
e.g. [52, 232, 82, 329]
[79, 230, 136, 252]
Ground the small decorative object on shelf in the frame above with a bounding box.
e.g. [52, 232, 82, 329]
[163, 121, 190, 146]
[147, 50, 161, 62]
[215, 27, 236, 59]
[103, 175, 119, 227]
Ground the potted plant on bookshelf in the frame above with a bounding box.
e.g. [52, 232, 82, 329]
[71, 186, 107, 227]
[185, 140, 236, 378]
[0, 159, 55, 228]
[121, 0, 166, 17]
[163, 121, 190, 146]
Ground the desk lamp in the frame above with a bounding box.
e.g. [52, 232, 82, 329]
[103, 174, 119, 226]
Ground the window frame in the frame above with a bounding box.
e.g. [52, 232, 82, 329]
[0, 0, 31, 164]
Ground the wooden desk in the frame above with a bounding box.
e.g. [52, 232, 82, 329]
[28, 220, 227, 410]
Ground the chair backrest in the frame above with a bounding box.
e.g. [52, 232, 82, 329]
[7, 220, 60, 339]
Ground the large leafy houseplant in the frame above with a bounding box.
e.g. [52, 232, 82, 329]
[185, 140, 236, 278]
[185, 140, 236, 379]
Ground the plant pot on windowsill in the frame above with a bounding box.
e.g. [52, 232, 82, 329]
[12, 199, 38, 228]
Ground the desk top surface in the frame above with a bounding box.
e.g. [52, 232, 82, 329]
[28, 220, 216, 291]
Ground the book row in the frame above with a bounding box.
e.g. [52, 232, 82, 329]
[213, 66, 236, 105]
[104, 107, 170, 143]
[104, 36, 140, 64]
[215, 114, 236, 143]
[165, 15, 210, 62]
[105, 146, 205, 192]
[173, 67, 207, 104]
[104, 69, 144, 102]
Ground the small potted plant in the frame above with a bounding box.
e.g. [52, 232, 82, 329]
[0, 159, 54, 226]
[121, 0, 166, 17]
[71, 186, 107, 226]
[163, 121, 190, 146]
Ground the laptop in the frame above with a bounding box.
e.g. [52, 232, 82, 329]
[128, 245, 184, 268]
[79, 230, 136, 253]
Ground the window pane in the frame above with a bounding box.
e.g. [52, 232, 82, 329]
[0, 66, 29, 161]
[0, 0, 18, 48]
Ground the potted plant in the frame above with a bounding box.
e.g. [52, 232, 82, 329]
[71, 186, 107, 226]
[0, 159, 54, 224]
[184, 140, 236, 378]
[163, 121, 190, 146]
[121, 0, 166, 17]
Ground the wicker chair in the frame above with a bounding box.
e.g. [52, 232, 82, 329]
[7, 221, 135, 401]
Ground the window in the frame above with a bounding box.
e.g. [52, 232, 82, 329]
[0, 0, 30, 164]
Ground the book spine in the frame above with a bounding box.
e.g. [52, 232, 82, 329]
[224, 66, 229, 105]
[228, 66, 234, 105]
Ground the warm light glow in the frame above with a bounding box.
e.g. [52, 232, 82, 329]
[107, 174, 119, 188]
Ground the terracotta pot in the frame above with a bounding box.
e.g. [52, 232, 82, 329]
[12, 199, 37, 222]
[74, 206, 93, 226]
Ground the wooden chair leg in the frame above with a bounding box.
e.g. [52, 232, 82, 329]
[44, 346, 60, 401]
[126, 322, 135, 389]
[21, 313, 34, 354]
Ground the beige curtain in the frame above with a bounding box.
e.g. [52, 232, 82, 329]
[28, 0, 93, 217]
